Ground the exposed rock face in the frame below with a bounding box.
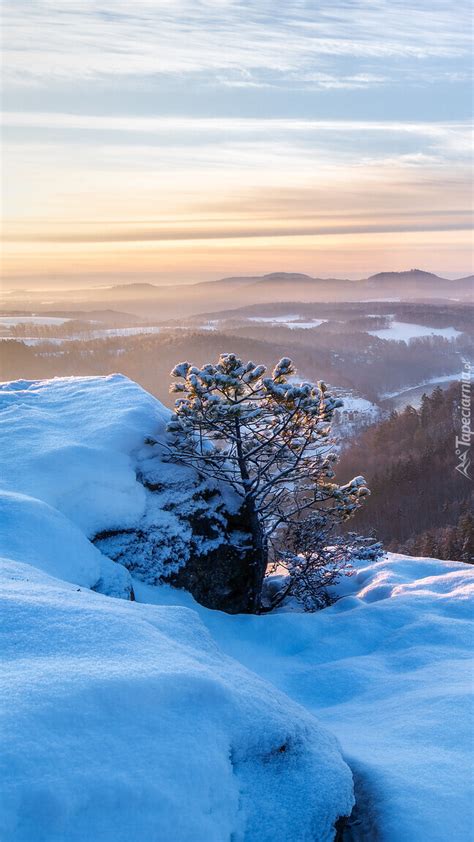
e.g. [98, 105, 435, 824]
[93, 443, 257, 613]
[170, 506, 258, 613]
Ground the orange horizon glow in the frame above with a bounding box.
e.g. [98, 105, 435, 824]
[2, 129, 473, 287]
[2, 2, 472, 289]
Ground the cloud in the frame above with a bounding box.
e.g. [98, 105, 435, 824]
[6, 218, 472, 244]
[3, 112, 471, 173]
[3, 0, 471, 86]
[2, 111, 470, 140]
[2, 2, 471, 282]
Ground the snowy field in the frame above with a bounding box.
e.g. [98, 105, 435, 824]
[248, 315, 327, 329]
[0, 316, 72, 326]
[0, 325, 163, 344]
[83, 326, 163, 338]
[368, 320, 462, 341]
[381, 373, 461, 400]
[0, 375, 473, 842]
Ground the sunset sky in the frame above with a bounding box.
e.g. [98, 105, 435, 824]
[2, 0, 472, 287]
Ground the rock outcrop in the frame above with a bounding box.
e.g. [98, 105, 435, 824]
[93, 441, 257, 613]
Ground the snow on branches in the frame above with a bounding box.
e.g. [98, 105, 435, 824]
[166, 353, 373, 611]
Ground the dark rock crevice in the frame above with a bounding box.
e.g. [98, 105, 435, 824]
[339, 765, 380, 841]
[92, 454, 258, 612]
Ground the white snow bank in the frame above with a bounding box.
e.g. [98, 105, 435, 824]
[0, 374, 170, 594]
[0, 375, 169, 535]
[0, 490, 133, 597]
[0, 558, 353, 842]
[0, 375, 241, 586]
[0, 316, 72, 326]
[0, 374, 172, 593]
[368, 321, 462, 341]
[181, 553, 474, 842]
[247, 315, 327, 329]
[0, 491, 101, 588]
[380, 373, 460, 400]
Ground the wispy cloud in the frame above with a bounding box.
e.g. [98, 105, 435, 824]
[3, 112, 471, 170]
[7, 219, 472, 244]
[2, 1, 472, 282]
[2, 110, 470, 140]
[3, 0, 471, 85]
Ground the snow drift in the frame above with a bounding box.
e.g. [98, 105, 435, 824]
[197, 553, 474, 841]
[0, 374, 167, 536]
[0, 375, 244, 597]
[0, 559, 353, 842]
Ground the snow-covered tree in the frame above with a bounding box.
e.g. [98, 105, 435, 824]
[166, 353, 371, 612]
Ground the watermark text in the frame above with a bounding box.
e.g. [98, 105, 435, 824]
[455, 360, 472, 480]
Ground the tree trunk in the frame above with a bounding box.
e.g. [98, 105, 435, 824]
[234, 417, 268, 611]
[244, 496, 268, 612]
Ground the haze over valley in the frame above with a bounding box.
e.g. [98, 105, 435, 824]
[2, 268, 472, 320]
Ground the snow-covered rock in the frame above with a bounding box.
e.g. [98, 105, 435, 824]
[0, 488, 132, 599]
[0, 374, 167, 536]
[0, 375, 253, 608]
[0, 558, 353, 842]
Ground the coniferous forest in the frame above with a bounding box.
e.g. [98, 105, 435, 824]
[337, 383, 473, 561]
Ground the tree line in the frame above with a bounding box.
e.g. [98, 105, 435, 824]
[337, 383, 473, 562]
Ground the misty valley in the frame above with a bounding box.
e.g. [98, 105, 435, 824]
[1, 279, 472, 568]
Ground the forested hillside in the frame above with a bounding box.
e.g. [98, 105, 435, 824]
[338, 383, 473, 560]
[1, 327, 469, 405]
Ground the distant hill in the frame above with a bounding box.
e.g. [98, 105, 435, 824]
[1, 269, 471, 319]
[40, 309, 146, 325]
[257, 272, 320, 283]
[363, 269, 472, 299]
[366, 269, 446, 284]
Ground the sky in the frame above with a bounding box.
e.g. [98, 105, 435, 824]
[1, 0, 473, 288]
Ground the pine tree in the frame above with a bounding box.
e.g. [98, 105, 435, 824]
[166, 353, 371, 611]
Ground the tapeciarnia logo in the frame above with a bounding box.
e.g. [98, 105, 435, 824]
[455, 360, 472, 480]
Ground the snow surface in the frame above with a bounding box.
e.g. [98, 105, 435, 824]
[0, 490, 103, 588]
[136, 555, 474, 842]
[1, 561, 352, 842]
[368, 321, 462, 341]
[0, 375, 168, 535]
[0, 375, 242, 584]
[381, 373, 461, 400]
[334, 392, 380, 417]
[1, 374, 473, 842]
[0, 326, 163, 344]
[0, 316, 71, 326]
[86, 326, 162, 338]
[248, 315, 327, 329]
